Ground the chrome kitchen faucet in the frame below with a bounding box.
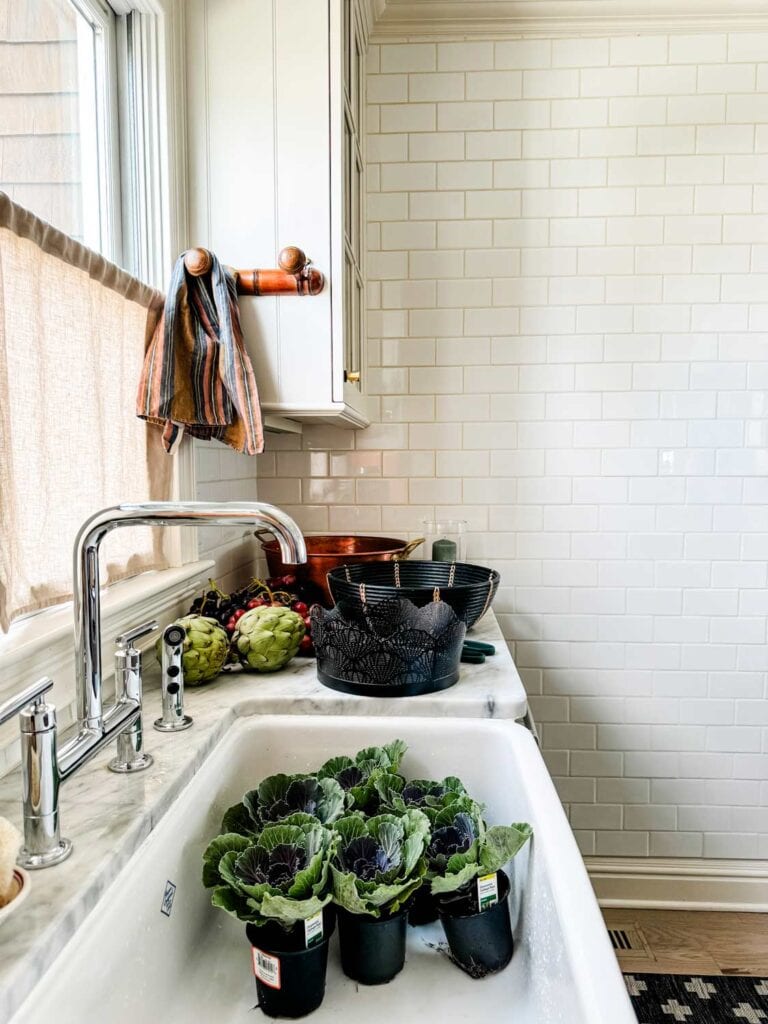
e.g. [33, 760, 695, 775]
[0, 502, 306, 869]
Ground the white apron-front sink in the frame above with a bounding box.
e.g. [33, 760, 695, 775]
[10, 715, 634, 1023]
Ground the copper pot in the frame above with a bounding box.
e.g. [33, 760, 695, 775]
[256, 533, 424, 606]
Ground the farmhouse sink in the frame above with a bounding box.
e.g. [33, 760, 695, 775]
[9, 715, 633, 1023]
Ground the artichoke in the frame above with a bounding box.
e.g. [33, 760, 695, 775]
[156, 615, 229, 685]
[234, 605, 305, 672]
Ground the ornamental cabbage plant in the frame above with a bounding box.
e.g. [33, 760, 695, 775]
[352, 739, 408, 773]
[220, 773, 348, 834]
[375, 772, 469, 815]
[317, 739, 408, 814]
[202, 819, 337, 929]
[330, 809, 430, 918]
[428, 799, 533, 898]
[424, 798, 483, 869]
[375, 771, 533, 898]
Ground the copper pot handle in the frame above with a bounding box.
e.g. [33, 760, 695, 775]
[390, 537, 425, 562]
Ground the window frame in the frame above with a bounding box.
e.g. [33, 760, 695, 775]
[111, 0, 198, 546]
[109, 0, 198, 544]
[0, 0, 200, 754]
[71, 0, 124, 263]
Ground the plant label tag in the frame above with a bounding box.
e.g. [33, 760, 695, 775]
[304, 911, 324, 949]
[251, 946, 281, 989]
[477, 872, 499, 911]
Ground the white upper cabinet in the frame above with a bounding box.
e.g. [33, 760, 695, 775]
[185, 0, 371, 427]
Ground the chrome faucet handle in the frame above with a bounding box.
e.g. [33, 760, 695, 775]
[0, 677, 72, 869]
[116, 619, 159, 650]
[108, 619, 158, 774]
[0, 676, 54, 725]
[154, 623, 193, 733]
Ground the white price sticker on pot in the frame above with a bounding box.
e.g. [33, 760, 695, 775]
[304, 910, 324, 949]
[252, 947, 281, 990]
[477, 872, 499, 911]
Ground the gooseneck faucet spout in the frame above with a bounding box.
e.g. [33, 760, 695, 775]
[2, 501, 305, 868]
[73, 502, 307, 733]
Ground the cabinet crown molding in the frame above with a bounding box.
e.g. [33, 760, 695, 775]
[372, 0, 768, 37]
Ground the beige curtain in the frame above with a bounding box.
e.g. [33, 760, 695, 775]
[0, 193, 173, 631]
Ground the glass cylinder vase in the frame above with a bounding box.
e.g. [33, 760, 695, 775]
[421, 520, 468, 563]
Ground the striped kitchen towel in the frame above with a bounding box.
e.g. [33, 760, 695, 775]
[137, 251, 264, 454]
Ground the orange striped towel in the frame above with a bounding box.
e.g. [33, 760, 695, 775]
[137, 251, 264, 454]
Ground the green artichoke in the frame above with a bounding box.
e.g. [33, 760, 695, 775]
[234, 605, 305, 672]
[156, 615, 229, 685]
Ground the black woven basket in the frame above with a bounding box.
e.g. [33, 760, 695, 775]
[312, 597, 466, 697]
[327, 560, 500, 629]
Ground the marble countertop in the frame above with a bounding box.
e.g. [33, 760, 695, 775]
[0, 612, 527, 1021]
[213, 610, 527, 720]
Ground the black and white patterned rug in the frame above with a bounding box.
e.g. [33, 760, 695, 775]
[625, 974, 768, 1023]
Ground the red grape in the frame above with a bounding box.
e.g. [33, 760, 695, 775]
[292, 601, 309, 616]
[233, 608, 246, 620]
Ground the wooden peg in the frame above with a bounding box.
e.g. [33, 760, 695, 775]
[278, 246, 307, 274]
[183, 247, 213, 277]
[182, 246, 324, 297]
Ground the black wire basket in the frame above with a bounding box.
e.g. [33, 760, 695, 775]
[311, 597, 467, 697]
[327, 560, 500, 629]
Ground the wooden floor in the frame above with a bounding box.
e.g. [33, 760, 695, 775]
[603, 908, 768, 976]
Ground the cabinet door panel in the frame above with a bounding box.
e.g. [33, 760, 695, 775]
[272, 0, 333, 411]
[185, 0, 368, 424]
[185, 0, 281, 404]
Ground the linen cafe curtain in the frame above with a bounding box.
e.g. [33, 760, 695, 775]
[0, 193, 173, 631]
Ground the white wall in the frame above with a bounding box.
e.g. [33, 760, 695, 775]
[258, 29, 768, 861]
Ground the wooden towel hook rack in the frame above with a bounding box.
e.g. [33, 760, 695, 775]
[183, 245, 324, 296]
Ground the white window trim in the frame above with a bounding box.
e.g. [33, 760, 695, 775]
[72, 0, 124, 261]
[73, 8, 102, 250]
[113, 0, 200, 565]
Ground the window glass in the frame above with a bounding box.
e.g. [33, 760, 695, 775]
[0, 0, 108, 253]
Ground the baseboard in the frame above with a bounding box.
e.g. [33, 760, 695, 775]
[585, 856, 768, 912]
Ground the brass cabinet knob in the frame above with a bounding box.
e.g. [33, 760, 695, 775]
[345, 370, 361, 383]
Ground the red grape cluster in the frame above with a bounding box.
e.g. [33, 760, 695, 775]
[189, 576, 317, 656]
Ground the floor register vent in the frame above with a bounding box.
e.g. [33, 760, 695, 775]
[607, 923, 655, 963]
[610, 928, 636, 951]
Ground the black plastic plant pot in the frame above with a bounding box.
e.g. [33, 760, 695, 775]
[246, 907, 335, 1018]
[437, 870, 514, 979]
[408, 885, 439, 926]
[337, 905, 409, 985]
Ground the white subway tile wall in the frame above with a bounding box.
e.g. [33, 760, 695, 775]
[257, 32, 768, 860]
[195, 441, 263, 591]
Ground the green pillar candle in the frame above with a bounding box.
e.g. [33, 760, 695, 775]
[431, 537, 457, 561]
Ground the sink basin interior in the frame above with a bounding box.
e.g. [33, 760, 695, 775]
[10, 715, 632, 1024]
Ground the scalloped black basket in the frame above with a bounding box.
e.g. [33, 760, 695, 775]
[327, 560, 500, 629]
[311, 597, 467, 697]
